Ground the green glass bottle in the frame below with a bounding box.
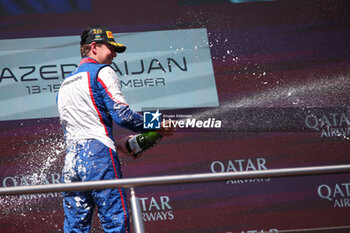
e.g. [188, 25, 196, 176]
[126, 131, 163, 155]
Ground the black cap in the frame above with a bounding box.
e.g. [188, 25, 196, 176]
[80, 26, 126, 53]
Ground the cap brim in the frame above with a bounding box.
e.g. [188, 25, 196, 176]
[108, 41, 126, 53]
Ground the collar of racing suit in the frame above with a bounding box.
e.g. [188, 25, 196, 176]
[79, 57, 99, 66]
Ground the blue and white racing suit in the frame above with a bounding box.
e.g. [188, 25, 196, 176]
[57, 57, 144, 233]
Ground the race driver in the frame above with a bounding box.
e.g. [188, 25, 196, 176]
[57, 25, 174, 233]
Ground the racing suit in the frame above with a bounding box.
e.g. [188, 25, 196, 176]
[57, 57, 144, 233]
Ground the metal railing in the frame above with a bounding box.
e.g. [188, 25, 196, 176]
[1, 164, 350, 233]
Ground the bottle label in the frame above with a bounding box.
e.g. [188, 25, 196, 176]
[128, 135, 143, 154]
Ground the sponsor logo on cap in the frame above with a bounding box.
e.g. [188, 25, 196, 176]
[106, 31, 114, 39]
[109, 42, 119, 47]
[92, 29, 102, 34]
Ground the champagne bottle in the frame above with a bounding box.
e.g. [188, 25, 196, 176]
[126, 131, 163, 155]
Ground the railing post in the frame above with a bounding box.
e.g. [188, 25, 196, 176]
[130, 187, 145, 233]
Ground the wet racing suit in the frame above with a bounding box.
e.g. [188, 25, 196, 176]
[57, 57, 144, 233]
